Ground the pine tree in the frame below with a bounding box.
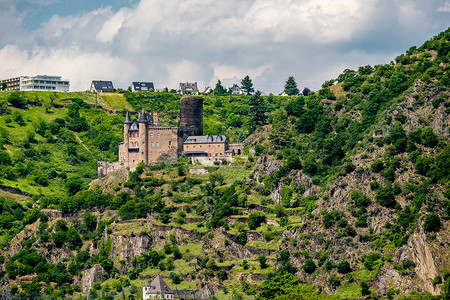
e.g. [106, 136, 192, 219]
[284, 76, 299, 95]
[248, 91, 266, 132]
[241, 75, 254, 95]
[214, 80, 226, 95]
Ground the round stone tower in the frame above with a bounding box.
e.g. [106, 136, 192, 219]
[179, 96, 203, 137]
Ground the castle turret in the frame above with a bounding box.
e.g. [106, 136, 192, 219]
[124, 110, 131, 145]
[179, 96, 203, 139]
[138, 109, 148, 165]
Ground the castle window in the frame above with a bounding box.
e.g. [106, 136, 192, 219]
[143, 133, 145, 137]
[142, 142, 145, 145]
[150, 133, 153, 137]
[159, 152, 161, 155]
[157, 133, 160, 138]
[156, 142, 159, 147]
[151, 151, 153, 155]
[169, 140, 171, 145]
[151, 142, 154, 147]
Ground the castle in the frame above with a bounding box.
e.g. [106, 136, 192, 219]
[98, 96, 243, 177]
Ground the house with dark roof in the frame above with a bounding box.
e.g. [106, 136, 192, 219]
[132, 81, 155, 92]
[231, 84, 242, 95]
[178, 82, 199, 95]
[90, 80, 114, 93]
[143, 275, 174, 299]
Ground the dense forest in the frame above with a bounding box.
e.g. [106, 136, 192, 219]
[0, 28, 449, 299]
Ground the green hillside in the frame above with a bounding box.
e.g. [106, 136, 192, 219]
[0, 29, 449, 299]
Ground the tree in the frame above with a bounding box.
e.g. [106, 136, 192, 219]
[214, 80, 227, 95]
[423, 213, 442, 232]
[248, 212, 266, 230]
[337, 260, 352, 274]
[241, 75, 254, 95]
[248, 91, 267, 132]
[302, 87, 311, 96]
[8, 92, 26, 108]
[1, 82, 7, 90]
[257, 271, 300, 300]
[259, 255, 268, 269]
[284, 76, 299, 95]
[303, 258, 317, 274]
[360, 280, 371, 296]
[376, 186, 396, 208]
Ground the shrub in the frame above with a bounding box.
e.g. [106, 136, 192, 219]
[371, 160, 384, 173]
[376, 186, 396, 208]
[337, 261, 352, 274]
[258, 255, 268, 269]
[248, 212, 266, 230]
[360, 280, 371, 296]
[423, 213, 442, 232]
[303, 258, 317, 274]
[330, 275, 340, 288]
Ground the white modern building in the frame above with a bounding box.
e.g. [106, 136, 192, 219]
[1, 75, 70, 92]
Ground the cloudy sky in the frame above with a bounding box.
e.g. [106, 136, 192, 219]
[1, 0, 449, 93]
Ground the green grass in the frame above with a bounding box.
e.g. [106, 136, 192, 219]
[335, 282, 361, 299]
[97, 93, 133, 111]
[179, 243, 203, 256]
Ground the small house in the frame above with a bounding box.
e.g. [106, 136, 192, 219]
[143, 275, 175, 300]
[90, 80, 114, 93]
[132, 82, 155, 92]
[179, 82, 199, 95]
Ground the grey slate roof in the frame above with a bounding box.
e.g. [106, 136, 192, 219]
[148, 274, 173, 294]
[91, 80, 114, 92]
[124, 110, 131, 124]
[184, 135, 227, 144]
[132, 109, 160, 125]
[132, 81, 154, 92]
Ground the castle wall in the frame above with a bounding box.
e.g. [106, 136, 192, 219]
[183, 142, 227, 157]
[228, 143, 244, 155]
[98, 161, 127, 178]
[191, 156, 234, 166]
[146, 126, 180, 164]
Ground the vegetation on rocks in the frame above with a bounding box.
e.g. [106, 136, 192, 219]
[0, 29, 449, 299]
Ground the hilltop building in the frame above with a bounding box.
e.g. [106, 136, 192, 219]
[178, 82, 199, 95]
[98, 96, 243, 177]
[90, 80, 114, 93]
[132, 82, 155, 92]
[1, 75, 70, 92]
[231, 84, 242, 95]
[143, 275, 174, 299]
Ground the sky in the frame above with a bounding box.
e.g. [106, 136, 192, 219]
[1, 0, 449, 94]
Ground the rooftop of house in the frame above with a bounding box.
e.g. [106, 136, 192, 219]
[91, 80, 114, 90]
[132, 81, 155, 91]
[184, 135, 228, 144]
[144, 275, 174, 295]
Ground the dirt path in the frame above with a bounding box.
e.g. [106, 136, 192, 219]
[3, 145, 13, 155]
[74, 133, 91, 153]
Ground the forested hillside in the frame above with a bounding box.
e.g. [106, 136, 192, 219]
[0, 29, 448, 299]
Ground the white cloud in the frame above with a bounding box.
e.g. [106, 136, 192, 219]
[0, 0, 449, 92]
[0, 45, 137, 91]
[96, 8, 131, 43]
[437, 2, 450, 12]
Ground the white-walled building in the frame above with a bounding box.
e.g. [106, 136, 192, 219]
[143, 275, 175, 299]
[1, 75, 70, 92]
